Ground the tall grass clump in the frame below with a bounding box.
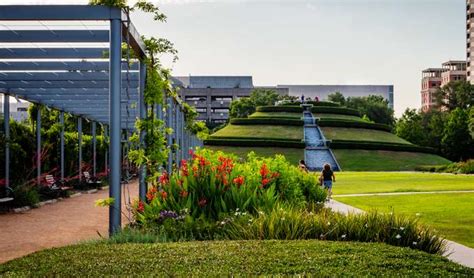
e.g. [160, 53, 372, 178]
[223, 205, 446, 254]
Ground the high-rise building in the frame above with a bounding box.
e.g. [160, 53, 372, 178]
[441, 60, 467, 87]
[468, 0, 474, 83]
[421, 68, 443, 112]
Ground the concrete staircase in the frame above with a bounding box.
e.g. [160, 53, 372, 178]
[303, 111, 340, 171]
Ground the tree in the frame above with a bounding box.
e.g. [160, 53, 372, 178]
[328, 92, 345, 105]
[470, 107, 474, 139]
[434, 81, 474, 112]
[229, 88, 279, 119]
[441, 108, 474, 161]
[395, 109, 425, 146]
[345, 95, 395, 126]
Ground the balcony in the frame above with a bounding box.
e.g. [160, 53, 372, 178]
[186, 100, 208, 108]
[211, 100, 232, 107]
[211, 113, 229, 120]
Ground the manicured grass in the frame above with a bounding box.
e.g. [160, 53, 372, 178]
[321, 127, 411, 144]
[205, 146, 304, 165]
[1, 240, 471, 276]
[313, 113, 365, 122]
[212, 124, 303, 140]
[333, 149, 451, 171]
[249, 111, 302, 118]
[332, 172, 474, 195]
[336, 193, 474, 248]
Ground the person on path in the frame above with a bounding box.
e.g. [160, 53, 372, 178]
[298, 160, 308, 173]
[320, 163, 335, 199]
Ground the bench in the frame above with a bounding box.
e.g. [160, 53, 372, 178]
[0, 186, 14, 203]
[83, 171, 102, 187]
[44, 175, 72, 191]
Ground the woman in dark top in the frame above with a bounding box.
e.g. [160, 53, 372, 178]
[298, 160, 308, 173]
[320, 163, 335, 199]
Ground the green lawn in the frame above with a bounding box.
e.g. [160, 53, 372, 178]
[1, 240, 471, 276]
[332, 172, 474, 195]
[249, 111, 302, 118]
[205, 146, 304, 165]
[212, 124, 303, 140]
[321, 127, 411, 144]
[314, 113, 365, 122]
[333, 149, 451, 171]
[336, 193, 474, 248]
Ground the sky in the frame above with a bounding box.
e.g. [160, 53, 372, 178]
[0, 0, 467, 116]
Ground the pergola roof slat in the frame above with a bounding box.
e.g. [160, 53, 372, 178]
[0, 30, 109, 43]
[0, 61, 139, 71]
[0, 72, 139, 81]
[0, 80, 139, 88]
[0, 48, 108, 59]
[0, 5, 122, 21]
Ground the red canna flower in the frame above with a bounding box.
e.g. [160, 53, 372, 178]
[136, 200, 145, 213]
[146, 187, 157, 202]
[260, 163, 269, 178]
[192, 165, 199, 177]
[161, 191, 168, 200]
[233, 176, 244, 187]
[180, 190, 189, 198]
[271, 172, 280, 179]
[159, 172, 169, 185]
[261, 178, 270, 188]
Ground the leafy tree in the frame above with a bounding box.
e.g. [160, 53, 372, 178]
[434, 81, 474, 112]
[470, 107, 474, 139]
[345, 95, 395, 126]
[328, 92, 345, 105]
[441, 108, 474, 161]
[229, 88, 279, 119]
[395, 109, 425, 146]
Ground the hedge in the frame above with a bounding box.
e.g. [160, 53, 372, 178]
[230, 118, 304, 126]
[256, 106, 303, 113]
[204, 138, 305, 148]
[282, 101, 340, 107]
[329, 140, 437, 154]
[310, 106, 360, 116]
[209, 136, 302, 143]
[318, 119, 392, 132]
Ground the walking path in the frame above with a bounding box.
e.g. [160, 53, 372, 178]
[325, 199, 474, 268]
[0, 181, 138, 264]
[334, 190, 474, 198]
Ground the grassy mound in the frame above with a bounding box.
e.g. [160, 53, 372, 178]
[212, 124, 303, 140]
[1, 241, 471, 276]
[314, 113, 366, 122]
[321, 127, 411, 144]
[206, 146, 304, 165]
[249, 111, 302, 119]
[333, 149, 451, 171]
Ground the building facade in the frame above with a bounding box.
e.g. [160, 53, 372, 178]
[0, 97, 30, 122]
[277, 84, 394, 109]
[468, 0, 474, 83]
[174, 76, 287, 124]
[420, 61, 466, 112]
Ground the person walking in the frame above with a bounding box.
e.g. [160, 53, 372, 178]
[298, 160, 308, 173]
[320, 163, 335, 199]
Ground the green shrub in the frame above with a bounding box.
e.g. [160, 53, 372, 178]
[256, 106, 303, 113]
[134, 150, 325, 226]
[223, 205, 446, 254]
[230, 118, 303, 126]
[415, 159, 474, 174]
[11, 185, 40, 207]
[281, 101, 340, 107]
[310, 106, 361, 116]
[329, 140, 437, 154]
[318, 119, 391, 132]
[204, 138, 306, 148]
[209, 136, 302, 142]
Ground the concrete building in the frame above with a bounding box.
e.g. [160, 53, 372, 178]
[421, 68, 443, 112]
[468, 0, 474, 83]
[0, 96, 30, 122]
[174, 76, 287, 124]
[276, 85, 394, 109]
[420, 61, 466, 112]
[441, 60, 467, 87]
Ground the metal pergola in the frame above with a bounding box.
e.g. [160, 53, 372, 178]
[0, 5, 202, 235]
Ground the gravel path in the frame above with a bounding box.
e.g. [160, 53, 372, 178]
[0, 182, 138, 263]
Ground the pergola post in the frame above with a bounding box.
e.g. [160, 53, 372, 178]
[59, 111, 65, 181]
[166, 96, 173, 174]
[36, 106, 41, 185]
[92, 121, 97, 177]
[138, 61, 147, 201]
[3, 94, 10, 188]
[78, 117, 82, 182]
[109, 18, 122, 235]
[104, 124, 108, 174]
[174, 103, 179, 164]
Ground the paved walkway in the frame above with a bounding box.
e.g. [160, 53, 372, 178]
[0, 181, 138, 263]
[334, 190, 474, 198]
[325, 199, 474, 268]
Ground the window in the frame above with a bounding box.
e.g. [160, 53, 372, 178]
[17, 107, 28, 112]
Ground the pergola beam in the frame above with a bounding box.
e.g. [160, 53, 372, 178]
[0, 80, 139, 88]
[0, 72, 139, 81]
[0, 30, 109, 43]
[0, 48, 109, 59]
[0, 61, 139, 71]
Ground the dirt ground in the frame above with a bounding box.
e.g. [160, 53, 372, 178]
[0, 181, 138, 263]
